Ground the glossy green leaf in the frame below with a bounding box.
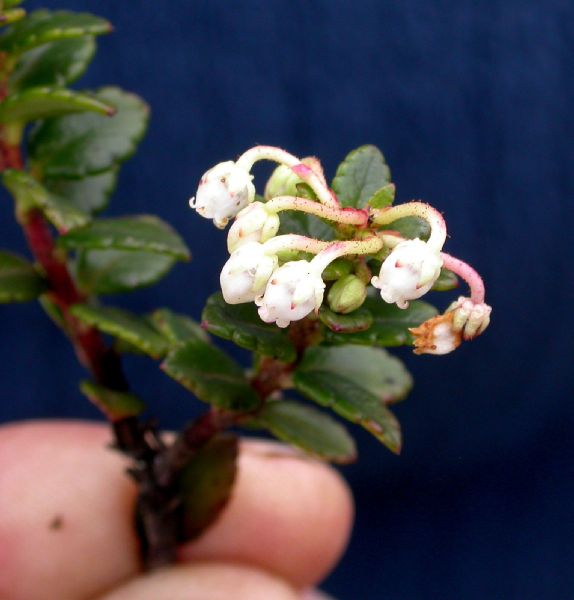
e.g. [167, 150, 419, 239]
[368, 183, 396, 208]
[10, 37, 96, 89]
[70, 304, 169, 358]
[0, 87, 113, 123]
[150, 308, 208, 345]
[28, 86, 149, 178]
[253, 400, 356, 463]
[0, 250, 46, 302]
[278, 210, 336, 241]
[322, 295, 437, 347]
[161, 339, 259, 411]
[319, 306, 373, 334]
[293, 345, 412, 453]
[432, 268, 459, 292]
[75, 249, 176, 296]
[2, 169, 89, 230]
[58, 215, 190, 260]
[178, 435, 238, 542]
[332, 145, 391, 208]
[385, 216, 430, 241]
[201, 292, 296, 363]
[0, 10, 111, 54]
[45, 169, 117, 214]
[79, 380, 145, 421]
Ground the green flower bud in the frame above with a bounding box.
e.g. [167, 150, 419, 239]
[327, 274, 367, 315]
[264, 157, 325, 200]
[264, 164, 302, 199]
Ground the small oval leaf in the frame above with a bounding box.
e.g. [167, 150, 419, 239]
[293, 345, 412, 453]
[161, 339, 259, 411]
[79, 380, 145, 421]
[75, 249, 177, 296]
[70, 304, 169, 358]
[202, 292, 297, 363]
[322, 295, 438, 347]
[178, 435, 238, 542]
[28, 86, 149, 179]
[10, 37, 97, 90]
[0, 250, 46, 303]
[332, 145, 392, 208]
[0, 87, 114, 124]
[58, 215, 190, 260]
[0, 10, 111, 54]
[252, 400, 357, 463]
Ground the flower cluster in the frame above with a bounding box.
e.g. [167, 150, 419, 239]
[190, 146, 491, 351]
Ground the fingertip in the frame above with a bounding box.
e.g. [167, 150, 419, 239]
[98, 561, 300, 600]
[183, 439, 354, 588]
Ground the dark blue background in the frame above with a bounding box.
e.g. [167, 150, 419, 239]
[1, 2, 573, 598]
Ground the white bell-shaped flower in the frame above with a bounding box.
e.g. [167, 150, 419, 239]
[256, 260, 325, 328]
[227, 201, 280, 253]
[190, 161, 255, 229]
[220, 241, 278, 304]
[371, 239, 442, 309]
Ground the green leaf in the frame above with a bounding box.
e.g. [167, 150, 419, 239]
[432, 268, 459, 292]
[319, 306, 373, 334]
[2, 169, 89, 230]
[10, 37, 96, 89]
[0, 87, 113, 123]
[332, 145, 391, 208]
[278, 210, 336, 241]
[44, 169, 117, 214]
[0, 250, 46, 302]
[178, 435, 238, 542]
[293, 345, 412, 453]
[385, 216, 430, 241]
[322, 295, 437, 347]
[0, 10, 111, 54]
[150, 308, 208, 345]
[79, 380, 145, 421]
[28, 86, 149, 179]
[58, 215, 190, 260]
[75, 249, 177, 296]
[252, 400, 356, 463]
[201, 292, 296, 363]
[70, 304, 169, 358]
[0, 8, 25, 24]
[161, 339, 259, 411]
[2, 1, 25, 8]
[368, 183, 396, 208]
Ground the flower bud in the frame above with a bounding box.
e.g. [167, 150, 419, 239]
[220, 241, 278, 304]
[190, 161, 255, 229]
[327, 274, 367, 314]
[227, 201, 280, 253]
[264, 157, 326, 200]
[255, 260, 325, 328]
[446, 296, 492, 340]
[371, 239, 442, 309]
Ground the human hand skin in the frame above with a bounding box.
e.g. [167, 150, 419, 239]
[0, 422, 353, 599]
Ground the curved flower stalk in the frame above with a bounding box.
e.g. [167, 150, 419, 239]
[410, 253, 491, 355]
